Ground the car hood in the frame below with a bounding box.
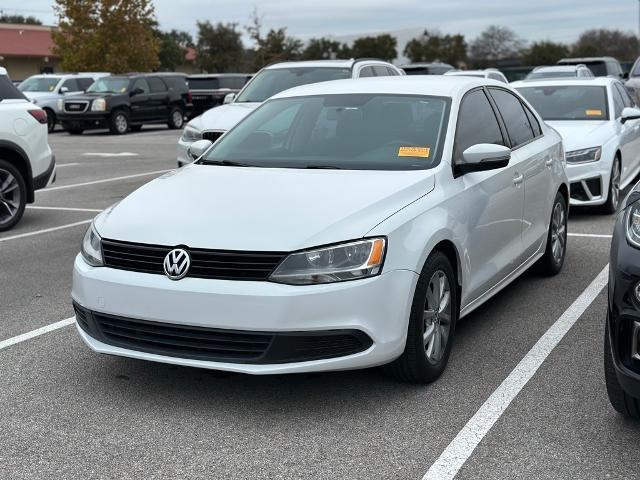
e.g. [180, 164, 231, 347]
[545, 120, 612, 152]
[23, 91, 57, 101]
[95, 165, 435, 251]
[194, 102, 261, 132]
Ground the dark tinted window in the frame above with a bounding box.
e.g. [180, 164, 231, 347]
[524, 105, 542, 136]
[454, 89, 504, 162]
[77, 78, 94, 90]
[489, 88, 534, 147]
[219, 77, 247, 89]
[584, 61, 607, 76]
[615, 83, 634, 108]
[0, 75, 26, 101]
[612, 85, 624, 117]
[132, 78, 150, 94]
[188, 77, 220, 89]
[373, 66, 390, 76]
[359, 66, 376, 77]
[61, 78, 79, 91]
[148, 77, 168, 93]
[159, 75, 187, 92]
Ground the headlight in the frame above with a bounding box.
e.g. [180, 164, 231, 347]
[181, 125, 202, 142]
[91, 98, 106, 112]
[270, 238, 386, 285]
[81, 224, 103, 266]
[565, 147, 601, 164]
[626, 203, 640, 248]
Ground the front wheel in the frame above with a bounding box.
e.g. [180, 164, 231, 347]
[536, 191, 567, 276]
[601, 158, 621, 215]
[0, 159, 27, 232]
[604, 323, 640, 419]
[168, 107, 185, 129]
[386, 251, 458, 384]
[110, 110, 130, 134]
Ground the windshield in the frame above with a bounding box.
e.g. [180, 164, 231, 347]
[234, 67, 351, 103]
[19, 77, 60, 92]
[527, 71, 577, 79]
[561, 61, 606, 76]
[87, 77, 130, 93]
[516, 85, 608, 121]
[200, 93, 450, 170]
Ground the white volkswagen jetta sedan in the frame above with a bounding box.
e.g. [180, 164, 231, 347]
[514, 77, 640, 213]
[73, 77, 568, 383]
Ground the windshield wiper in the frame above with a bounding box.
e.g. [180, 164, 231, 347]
[200, 159, 258, 167]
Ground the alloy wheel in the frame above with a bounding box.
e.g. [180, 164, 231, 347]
[172, 110, 184, 128]
[423, 270, 452, 364]
[115, 114, 128, 133]
[611, 161, 621, 210]
[0, 169, 21, 226]
[550, 200, 566, 265]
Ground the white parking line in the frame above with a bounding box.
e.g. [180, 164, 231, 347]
[27, 206, 102, 213]
[0, 219, 91, 242]
[422, 265, 609, 480]
[568, 232, 612, 239]
[56, 163, 79, 168]
[82, 152, 139, 157]
[37, 169, 171, 193]
[0, 317, 75, 352]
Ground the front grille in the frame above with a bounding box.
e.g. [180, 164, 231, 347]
[73, 303, 373, 364]
[202, 130, 224, 142]
[101, 239, 286, 281]
[64, 101, 89, 113]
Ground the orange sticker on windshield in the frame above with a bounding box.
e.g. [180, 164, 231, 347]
[398, 146, 430, 158]
[585, 109, 602, 116]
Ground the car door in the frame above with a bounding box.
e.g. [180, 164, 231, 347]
[614, 82, 640, 182]
[129, 78, 152, 122]
[453, 88, 524, 303]
[147, 77, 170, 121]
[488, 87, 552, 261]
[59, 78, 83, 95]
[611, 83, 639, 185]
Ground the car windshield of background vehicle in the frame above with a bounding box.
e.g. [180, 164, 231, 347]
[18, 77, 60, 92]
[581, 62, 607, 76]
[516, 85, 608, 121]
[187, 78, 221, 89]
[234, 68, 352, 103]
[528, 71, 578, 79]
[87, 77, 130, 94]
[200, 93, 450, 170]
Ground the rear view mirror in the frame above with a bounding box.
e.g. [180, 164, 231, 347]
[457, 144, 511, 174]
[223, 93, 235, 104]
[188, 139, 213, 160]
[621, 107, 640, 123]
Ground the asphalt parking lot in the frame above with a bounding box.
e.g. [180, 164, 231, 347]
[1, 128, 639, 480]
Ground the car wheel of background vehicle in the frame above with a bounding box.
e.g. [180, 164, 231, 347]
[0, 159, 27, 232]
[168, 108, 184, 129]
[67, 129, 84, 135]
[386, 250, 458, 384]
[602, 157, 621, 215]
[130, 125, 142, 132]
[110, 109, 130, 135]
[536, 191, 567, 276]
[44, 108, 55, 133]
[604, 324, 640, 419]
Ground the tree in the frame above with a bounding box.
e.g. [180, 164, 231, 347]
[470, 25, 526, 65]
[404, 29, 467, 65]
[573, 29, 639, 61]
[155, 30, 187, 71]
[302, 37, 351, 60]
[523, 41, 569, 66]
[246, 10, 302, 70]
[196, 21, 244, 72]
[350, 34, 397, 61]
[0, 14, 42, 25]
[53, 0, 160, 73]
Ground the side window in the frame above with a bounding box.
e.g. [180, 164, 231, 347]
[132, 78, 151, 94]
[489, 88, 535, 147]
[615, 83, 634, 108]
[386, 67, 399, 76]
[359, 66, 376, 78]
[489, 73, 504, 82]
[611, 85, 624, 118]
[77, 78, 94, 90]
[148, 77, 168, 93]
[454, 89, 505, 163]
[61, 78, 79, 92]
[373, 65, 390, 76]
[523, 104, 542, 137]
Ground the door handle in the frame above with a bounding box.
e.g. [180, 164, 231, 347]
[513, 173, 524, 185]
[545, 157, 553, 166]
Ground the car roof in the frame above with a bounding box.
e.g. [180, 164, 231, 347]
[400, 62, 453, 68]
[270, 75, 505, 100]
[559, 57, 617, 63]
[511, 77, 616, 88]
[445, 70, 488, 76]
[187, 73, 251, 78]
[265, 60, 357, 70]
[535, 65, 582, 72]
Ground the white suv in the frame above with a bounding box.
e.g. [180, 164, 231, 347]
[0, 67, 55, 231]
[177, 59, 405, 166]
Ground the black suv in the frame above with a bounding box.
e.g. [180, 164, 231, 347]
[187, 74, 251, 118]
[557, 57, 625, 79]
[58, 73, 191, 134]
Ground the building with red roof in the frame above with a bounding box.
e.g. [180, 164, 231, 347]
[0, 23, 60, 81]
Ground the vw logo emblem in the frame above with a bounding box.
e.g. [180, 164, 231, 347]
[163, 248, 191, 280]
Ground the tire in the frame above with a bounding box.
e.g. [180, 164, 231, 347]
[386, 251, 458, 384]
[168, 107, 185, 129]
[601, 157, 621, 215]
[67, 129, 84, 135]
[604, 323, 640, 419]
[130, 125, 142, 132]
[536, 191, 567, 276]
[0, 159, 27, 232]
[44, 108, 55, 133]
[110, 109, 130, 135]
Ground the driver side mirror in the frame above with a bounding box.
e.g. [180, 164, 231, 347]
[621, 107, 640, 123]
[223, 93, 235, 104]
[130, 87, 144, 96]
[457, 144, 511, 174]
[188, 139, 213, 160]
[59, 86, 69, 94]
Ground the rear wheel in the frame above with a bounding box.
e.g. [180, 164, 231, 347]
[604, 323, 640, 419]
[168, 107, 185, 129]
[0, 159, 27, 232]
[602, 158, 621, 214]
[44, 108, 55, 133]
[386, 251, 458, 383]
[536, 191, 567, 276]
[110, 109, 130, 134]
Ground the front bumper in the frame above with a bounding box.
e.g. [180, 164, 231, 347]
[567, 161, 610, 207]
[71, 255, 418, 374]
[58, 112, 110, 131]
[608, 207, 640, 399]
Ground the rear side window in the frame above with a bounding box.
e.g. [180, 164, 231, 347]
[614, 83, 634, 108]
[386, 67, 399, 76]
[359, 66, 376, 78]
[77, 78, 94, 90]
[373, 66, 390, 76]
[148, 77, 168, 93]
[612, 85, 625, 117]
[0, 76, 25, 101]
[524, 105, 542, 137]
[132, 78, 151, 94]
[454, 89, 505, 163]
[489, 88, 535, 147]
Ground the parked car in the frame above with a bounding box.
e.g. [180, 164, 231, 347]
[514, 77, 640, 213]
[177, 59, 405, 167]
[73, 76, 568, 383]
[524, 65, 594, 80]
[444, 68, 508, 83]
[558, 57, 625, 79]
[625, 56, 640, 104]
[58, 73, 191, 135]
[401, 62, 453, 75]
[0, 67, 55, 231]
[18, 73, 108, 132]
[605, 182, 640, 419]
[187, 73, 252, 118]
